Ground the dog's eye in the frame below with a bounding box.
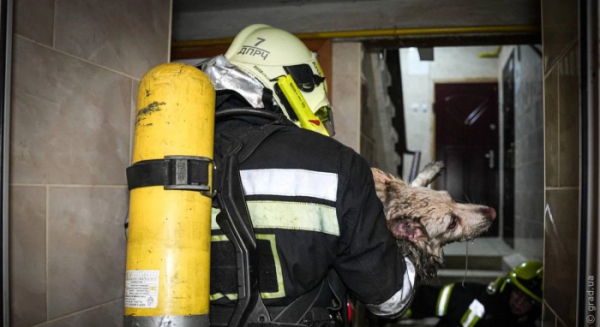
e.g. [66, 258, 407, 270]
[448, 216, 457, 230]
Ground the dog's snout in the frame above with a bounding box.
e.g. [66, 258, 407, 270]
[485, 207, 496, 220]
[478, 207, 496, 220]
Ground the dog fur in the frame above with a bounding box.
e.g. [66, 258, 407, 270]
[372, 167, 496, 279]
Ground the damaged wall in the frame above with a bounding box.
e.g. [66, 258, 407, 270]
[10, 0, 171, 326]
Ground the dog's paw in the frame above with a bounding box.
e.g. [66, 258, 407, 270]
[425, 161, 444, 171]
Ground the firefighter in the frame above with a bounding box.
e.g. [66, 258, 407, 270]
[408, 261, 543, 327]
[200, 24, 417, 326]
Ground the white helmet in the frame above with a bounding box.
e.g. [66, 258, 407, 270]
[225, 24, 334, 136]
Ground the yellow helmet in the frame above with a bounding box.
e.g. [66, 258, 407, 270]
[494, 261, 543, 303]
[225, 24, 334, 136]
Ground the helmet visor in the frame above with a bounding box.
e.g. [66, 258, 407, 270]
[284, 64, 326, 92]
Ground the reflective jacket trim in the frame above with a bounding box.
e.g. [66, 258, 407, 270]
[436, 283, 454, 316]
[240, 169, 338, 202]
[460, 299, 485, 327]
[209, 234, 286, 301]
[211, 201, 340, 236]
[364, 257, 416, 317]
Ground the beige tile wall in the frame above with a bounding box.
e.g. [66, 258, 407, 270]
[10, 186, 46, 327]
[331, 42, 362, 153]
[542, 0, 580, 325]
[500, 45, 544, 261]
[10, 0, 171, 326]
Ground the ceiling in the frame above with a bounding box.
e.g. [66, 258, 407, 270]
[173, 0, 373, 13]
[172, 0, 540, 44]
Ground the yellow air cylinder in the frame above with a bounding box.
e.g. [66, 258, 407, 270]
[124, 63, 215, 327]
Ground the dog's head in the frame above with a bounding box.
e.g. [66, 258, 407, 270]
[372, 168, 496, 278]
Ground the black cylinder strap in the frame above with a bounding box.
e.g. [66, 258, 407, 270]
[126, 155, 215, 197]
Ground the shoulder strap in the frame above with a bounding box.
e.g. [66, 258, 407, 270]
[213, 124, 285, 193]
[235, 124, 286, 164]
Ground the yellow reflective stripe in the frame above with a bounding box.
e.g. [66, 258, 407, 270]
[210, 292, 238, 301]
[209, 234, 286, 300]
[461, 302, 484, 327]
[211, 201, 339, 236]
[468, 316, 480, 327]
[436, 284, 454, 316]
[256, 234, 285, 299]
[209, 233, 240, 301]
[460, 309, 472, 326]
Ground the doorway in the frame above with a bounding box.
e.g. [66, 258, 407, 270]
[434, 82, 500, 236]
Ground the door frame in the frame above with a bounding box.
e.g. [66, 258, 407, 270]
[500, 51, 515, 246]
[578, 0, 598, 324]
[1, 0, 12, 324]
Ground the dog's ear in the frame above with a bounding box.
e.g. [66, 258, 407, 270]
[372, 168, 396, 203]
[386, 218, 425, 243]
[372, 168, 395, 184]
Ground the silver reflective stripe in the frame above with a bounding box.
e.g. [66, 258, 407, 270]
[437, 284, 454, 316]
[240, 169, 338, 201]
[461, 299, 485, 327]
[364, 257, 416, 316]
[211, 201, 339, 236]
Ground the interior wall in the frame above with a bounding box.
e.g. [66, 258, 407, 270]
[10, 0, 171, 326]
[498, 45, 543, 261]
[399, 46, 499, 181]
[541, 0, 580, 325]
[331, 42, 362, 152]
[360, 50, 401, 174]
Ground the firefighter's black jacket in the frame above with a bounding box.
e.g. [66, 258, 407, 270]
[209, 113, 413, 317]
[410, 282, 540, 327]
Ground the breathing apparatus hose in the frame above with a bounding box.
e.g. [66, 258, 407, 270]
[215, 108, 286, 122]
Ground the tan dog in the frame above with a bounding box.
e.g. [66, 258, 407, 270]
[372, 165, 496, 279]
